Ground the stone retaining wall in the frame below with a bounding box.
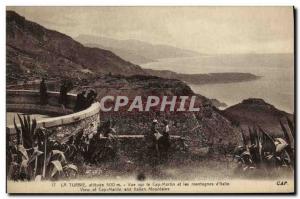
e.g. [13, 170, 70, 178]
[7, 89, 76, 111]
[6, 90, 101, 138]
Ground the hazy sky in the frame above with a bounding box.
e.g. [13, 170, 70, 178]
[8, 6, 294, 54]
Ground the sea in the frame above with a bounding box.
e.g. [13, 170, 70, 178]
[141, 54, 294, 113]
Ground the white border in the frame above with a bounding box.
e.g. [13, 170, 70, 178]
[0, 1, 298, 198]
[1, 0, 297, 6]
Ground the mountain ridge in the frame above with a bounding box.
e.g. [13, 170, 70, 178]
[145, 68, 260, 85]
[75, 34, 200, 64]
[6, 10, 146, 84]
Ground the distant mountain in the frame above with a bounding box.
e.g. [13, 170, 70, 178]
[222, 98, 294, 137]
[6, 11, 145, 83]
[75, 35, 200, 64]
[84, 43, 156, 64]
[83, 42, 156, 64]
[145, 69, 260, 85]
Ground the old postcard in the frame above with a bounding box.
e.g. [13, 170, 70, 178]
[6, 6, 295, 194]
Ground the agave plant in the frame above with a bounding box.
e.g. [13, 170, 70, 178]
[235, 119, 294, 174]
[13, 114, 37, 149]
[279, 117, 294, 165]
[33, 129, 78, 180]
[8, 114, 38, 180]
[8, 115, 78, 181]
[44, 150, 78, 180]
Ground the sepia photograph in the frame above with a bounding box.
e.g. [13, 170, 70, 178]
[5, 6, 295, 194]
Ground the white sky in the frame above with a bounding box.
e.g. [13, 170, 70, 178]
[8, 6, 294, 54]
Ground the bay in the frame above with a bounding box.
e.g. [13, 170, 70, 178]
[141, 54, 294, 113]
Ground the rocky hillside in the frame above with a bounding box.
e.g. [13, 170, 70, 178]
[222, 98, 294, 137]
[71, 74, 241, 149]
[6, 11, 145, 84]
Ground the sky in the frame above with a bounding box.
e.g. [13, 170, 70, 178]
[8, 6, 294, 54]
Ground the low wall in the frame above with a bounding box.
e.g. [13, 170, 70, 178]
[7, 80, 60, 91]
[6, 90, 101, 141]
[7, 104, 73, 116]
[7, 89, 76, 111]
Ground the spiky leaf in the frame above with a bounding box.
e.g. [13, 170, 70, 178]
[27, 115, 31, 135]
[22, 115, 33, 147]
[240, 129, 247, 147]
[253, 125, 260, 146]
[286, 117, 294, 135]
[17, 113, 25, 144]
[50, 160, 63, 177]
[248, 127, 255, 146]
[28, 148, 44, 164]
[13, 117, 21, 145]
[17, 145, 29, 160]
[279, 120, 291, 146]
[23, 115, 28, 136]
[258, 126, 276, 154]
[31, 118, 37, 136]
[63, 164, 78, 172]
[51, 150, 67, 163]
